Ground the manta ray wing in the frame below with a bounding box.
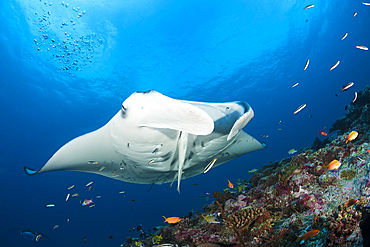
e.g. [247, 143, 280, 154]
[24, 90, 266, 192]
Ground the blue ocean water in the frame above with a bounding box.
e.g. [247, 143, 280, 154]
[0, 0, 369, 246]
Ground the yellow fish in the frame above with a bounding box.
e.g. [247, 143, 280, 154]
[248, 168, 258, 173]
[202, 215, 220, 224]
[135, 241, 144, 247]
[288, 149, 297, 155]
[152, 234, 163, 244]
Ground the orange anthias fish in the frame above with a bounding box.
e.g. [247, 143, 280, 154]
[162, 216, 181, 224]
[318, 131, 328, 136]
[322, 160, 341, 175]
[345, 131, 358, 143]
[228, 180, 234, 189]
[343, 199, 358, 207]
[296, 230, 320, 241]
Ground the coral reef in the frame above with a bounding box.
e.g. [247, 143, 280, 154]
[212, 191, 233, 205]
[120, 85, 370, 247]
[323, 205, 362, 246]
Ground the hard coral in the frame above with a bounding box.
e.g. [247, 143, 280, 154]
[224, 207, 266, 230]
[278, 154, 305, 182]
[324, 205, 362, 246]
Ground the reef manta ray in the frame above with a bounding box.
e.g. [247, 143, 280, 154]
[25, 90, 266, 192]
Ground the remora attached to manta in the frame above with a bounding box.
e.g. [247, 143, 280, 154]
[25, 90, 266, 192]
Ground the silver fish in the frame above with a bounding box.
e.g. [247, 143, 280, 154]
[342, 82, 354, 91]
[356, 45, 368, 51]
[294, 104, 307, 114]
[330, 60, 340, 71]
[304, 59, 309, 71]
[352, 92, 358, 103]
[304, 4, 314, 10]
[341, 33, 348, 40]
[291, 82, 299, 88]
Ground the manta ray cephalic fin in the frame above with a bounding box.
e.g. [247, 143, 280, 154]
[227, 106, 254, 141]
[123, 91, 215, 135]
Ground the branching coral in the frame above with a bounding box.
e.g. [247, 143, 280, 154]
[216, 201, 245, 247]
[323, 205, 362, 246]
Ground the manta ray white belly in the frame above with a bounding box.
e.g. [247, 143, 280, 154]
[25, 90, 266, 192]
